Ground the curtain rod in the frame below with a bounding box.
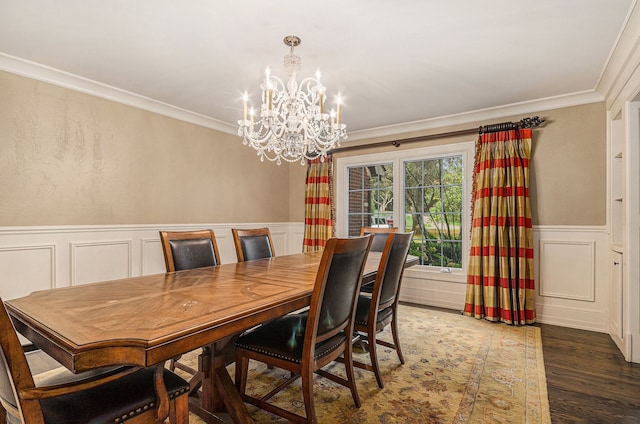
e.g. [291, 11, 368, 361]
[328, 116, 545, 155]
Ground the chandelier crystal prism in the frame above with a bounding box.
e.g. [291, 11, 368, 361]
[238, 35, 347, 165]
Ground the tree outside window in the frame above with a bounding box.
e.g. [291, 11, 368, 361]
[345, 155, 464, 268]
[404, 156, 463, 267]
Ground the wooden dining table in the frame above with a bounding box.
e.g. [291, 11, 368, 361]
[6, 250, 418, 423]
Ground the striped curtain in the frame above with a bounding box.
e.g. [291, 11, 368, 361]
[463, 129, 536, 325]
[303, 156, 334, 252]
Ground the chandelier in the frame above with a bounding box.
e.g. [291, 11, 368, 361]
[238, 35, 347, 165]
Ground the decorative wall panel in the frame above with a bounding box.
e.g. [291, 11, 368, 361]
[71, 240, 132, 286]
[539, 240, 596, 301]
[0, 244, 55, 299]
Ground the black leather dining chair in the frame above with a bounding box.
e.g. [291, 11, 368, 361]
[0, 297, 190, 424]
[231, 227, 275, 262]
[234, 235, 372, 424]
[359, 227, 398, 294]
[159, 229, 221, 394]
[360, 226, 398, 252]
[352, 231, 413, 389]
[159, 229, 221, 272]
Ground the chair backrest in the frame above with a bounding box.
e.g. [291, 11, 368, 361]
[372, 232, 414, 311]
[305, 235, 372, 346]
[0, 297, 42, 422]
[231, 228, 275, 262]
[360, 227, 399, 252]
[159, 230, 221, 272]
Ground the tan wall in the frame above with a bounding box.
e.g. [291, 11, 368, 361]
[332, 102, 606, 226]
[0, 71, 294, 225]
[528, 102, 606, 226]
[1, 70, 605, 227]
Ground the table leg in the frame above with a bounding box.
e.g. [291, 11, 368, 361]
[199, 344, 218, 412]
[153, 364, 170, 422]
[189, 337, 253, 424]
[214, 366, 253, 424]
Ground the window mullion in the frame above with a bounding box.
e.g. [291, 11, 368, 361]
[338, 140, 473, 272]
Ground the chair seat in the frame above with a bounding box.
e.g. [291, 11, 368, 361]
[3, 364, 128, 413]
[38, 367, 189, 424]
[235, 313, 347, 364]
[32, 365, 127, 387]
[354, 295, 393, 326]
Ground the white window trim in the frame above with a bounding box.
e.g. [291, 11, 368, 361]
[335, 140, 475, 283]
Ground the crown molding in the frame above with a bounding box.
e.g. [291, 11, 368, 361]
[346, 90, 604, 141]
[0, 53, 237, 134]
[1, 52, 604, 140]
[597, 0, 640, 113]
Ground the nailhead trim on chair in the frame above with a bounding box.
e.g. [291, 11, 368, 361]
[237, 336, 346, 364]
[113, 386, 189, 423]
[115, 402, 153, 423]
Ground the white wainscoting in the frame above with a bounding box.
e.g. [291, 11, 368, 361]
[0, 222, 305, 301]
[399, 225, 610, 332]
[0, 223, 609, 332]
[534, 226, 609, 332]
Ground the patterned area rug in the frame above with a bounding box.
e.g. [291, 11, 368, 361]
[183, 304, 550, 423]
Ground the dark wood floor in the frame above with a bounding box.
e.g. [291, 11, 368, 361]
[539, 323, 640, 423]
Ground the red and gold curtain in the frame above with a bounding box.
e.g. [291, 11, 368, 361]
[303, 156, 334, 252]
[463, 129, 536, 325]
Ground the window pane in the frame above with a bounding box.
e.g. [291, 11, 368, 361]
[442, 241, 462, 268]
[403, 213, 413, 232]
[423, 160, 441, 185]
[408, 237, 426, 265]
[348, 167, 364, 190]
[443, 156, 463, 184]
[403, 155, 463, 268]
[348, 214, 364, 237]
[443, 185, 462, 213]
[369, 164, 392, 189]
[404, 161, 422, 187]
[422, 239, 441, 266]
[442, 213, 462, 240]
[348, 191, 364, 214]
[379, 189, 394, 213]
[423, 213, 441, 240]
[405, 188, 422, 214]
[424, 187, 441, 213]
[347, 163, 393, 233]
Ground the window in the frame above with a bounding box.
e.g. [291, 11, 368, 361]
[404, 156, 463, 267]
[347, 164, 393, 236]
[336, 141, 474, 274]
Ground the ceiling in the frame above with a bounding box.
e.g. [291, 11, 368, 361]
[0, 1, 635, 140]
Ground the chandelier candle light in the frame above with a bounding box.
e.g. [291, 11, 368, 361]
[238, 35, 347, 165]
